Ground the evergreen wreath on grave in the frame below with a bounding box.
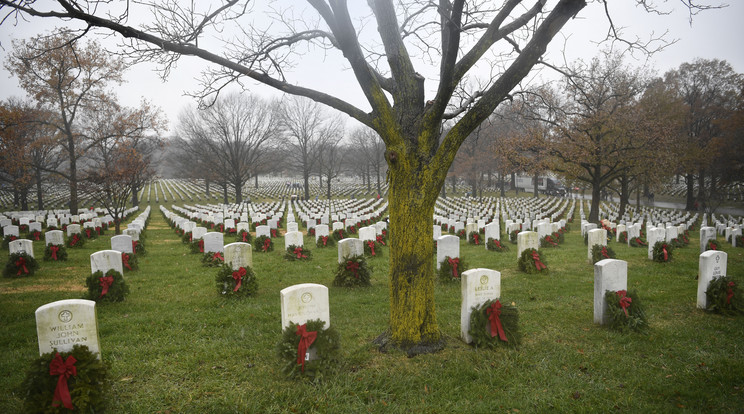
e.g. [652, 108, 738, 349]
[705, 239, 721, 251]
[679, 231, 690, 245]
[540, 234, 559, 248]
[95, 226, 104, 236]
[276, 319, 340, 381]
[84, 269, 129, 302]
[3, 252, 39, 278]
[440, 223, 448, 233]
[133, 239, 146, 256]
[670, 237, 685, 249]
[270, 228, 279, 238]
[629, 237, 647, 247]
[215, 264, 258, 297]
[468, 299, 521, 349]
[603, 290, 648, 333]
[468, 232, 482, 245]
[255, 235, 274, 253]
[237, 229, 252, 243]
[509, 230, 518, 244]
[19, 224, 28, 233]
[348, 225, 357, 234]
[552, 231, 565, 244]
[652, 241, 673, 263]
[285, 245, 312, 261]
[181, 231, 192, 244]
[363, 240, 383, 257]
[83, 227, 96, 240]
[438, 256, 468, 282]
[332, 229, 344, 241]
[31, 230, 42, 241]
[66, 233, 85, 248]
[736, 235, 744, 248]
[333, 255, 372, 287]
[375, 234, 387, 246]
[315, 235, 334, 248]
[591, 244, 616, 263]
[44, 244, 68, 261]
[486, 238, 509, 252]
[202, 251, 225, 267]
[457, 229, 467, 239]
[20, 344, 109, 413]
[705, 276, 743, 315]
[517, 248, 548, 274]
[618, 231, 628, 243]
[121, 252, 138, 272]
[2, 234, 18, 249]
[190, 239, 205, 254]
[308, 227, 316, 236]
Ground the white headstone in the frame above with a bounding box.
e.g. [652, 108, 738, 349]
[587, 228, 607, 261]
[338, 238, 364, 263]
[315, 224, 330, 243]
[280, 283, 330, 328]
[35, 299, 101, 357]
[45, 230, 64, 246]
[224, 242, 253, 270]
[697, 251, 727, 309]
[203, 232, 224, 253]
[437, 235, 460, 269]
[516, 231, 539, 259]
[433, 224, 442, 240]
[287, 222, 299, 233]
[359, 226, 376, 242]
[256, 225, 271, 238]
[110, 234, 134, 254]
[90, 250, 124, 275]
[9, 238, 34, 258]
[3, 224, 19, 237]
[66, 224, 81, 237]
[192, 227, 207, 240]
[485, 222, 500, 246]
[284, 230, 304, 249]
[460, 268, 501, 343]
[593, 259, 628, 325]
[699, 227, 717, 254]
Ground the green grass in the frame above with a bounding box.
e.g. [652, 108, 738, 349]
[1, 207, 743, 413]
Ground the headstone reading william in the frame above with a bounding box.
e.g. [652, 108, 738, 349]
[35, 299, 101, 357]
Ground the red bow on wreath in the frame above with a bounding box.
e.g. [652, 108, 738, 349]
[262, 238, 271, 252]
[532, 251, 546, 271]
[49, 353, 77, 409]
[33, 232, 40, 241]
[346, 261, 360, 279]
[132, 240, 139, 252]
[198, 239, 204, 253]
[617, 290, 632, 317]
[294, 247, 307, 259]
[486, 300, 508, 342]
[447, 257, 460, 278]
[15, 256, 29, 275]
[50, 245, 59, 260]
[473, 233, 480, 245]
[376, 235, 385, 246]
[708, 241, 716, 250]
[241, 232, 248, 242]
[99, 275, 114, 297]
[662, 244, 669, 261]
[366, 241, 376, 256]
[321, 236, 328, 246]
[601, 246, 610, 258]
[727, 281, 735, 304]
[495, 240, 502, 248]
[71, 234, 79, 245]
[295, 324, 317, 372]
[122, 253, 132, 270]
[85, 229, 91, 238]
[232, 267, 246, 292]
[212, 252, 224, 262]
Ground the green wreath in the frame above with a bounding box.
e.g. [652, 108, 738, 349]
[66, 233, 85, 248]
[618, 231, 628, 243]
[591, 244, 616, 264]
[332, 229, 345, 241]
[133, 240, 146, 256]
[182, 231, 192, 244]
[215, 264, 258, 297]
[237, 230, 252, 244]
[84, 269, 129, 302]
[2, 234, 18, 249]
[308, 227, 316, 236]
[517, 248, 548, 274]
[363, 240, 383, 257]
[276, 319, 341, 381]
[736, 235, 744, 248]
[255, 235, 274, 253]
[652, 241, 673, 262]
[202, 251, 225, 267]
[468, 232, 483, 245]
[540, 234, 560, 248]
[82, 228, 97, 240]
[121, 252, 139, 272]
[705, 276, 743, 315]
[3, 252, 40, 278]
[315, 235, 334, 248]
[551, 231, 565, 244]
[333, 255, 372, 287]
[603, 290, 648, 333]
[629, 237, 647, 248]
[670, 237, 685, 249]
[190, 239, 204, 254]
[457, 229, 467, 239]
[285, 245, 312, 261]
[44, 244, 68, 261]
[468, 299, 521, 349]
[486, 238, 509, 252]
[438, 256, 468, 282]
[705, 239, 721, 251]
[20, 344, 109, 413]
[509, 230, 518, 244]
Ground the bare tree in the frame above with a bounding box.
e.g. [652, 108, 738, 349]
[317, 133, 344, 200]
[350, 126, 386, 196]
[0, 0, 712, 351]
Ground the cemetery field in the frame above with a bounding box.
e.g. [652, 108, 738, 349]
[1, 207, 743, 413]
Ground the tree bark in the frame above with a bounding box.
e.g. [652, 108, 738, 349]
[35, 170, 44, 210]
[131, 183, 139, 207]
[589, 167, 601, 222]
[533, 172, 539, 197]
[685, 173, 695, 210]
[618, 174, 629, 217]
[234, 179, 243, 204]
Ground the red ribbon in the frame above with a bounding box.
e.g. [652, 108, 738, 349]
[709, 241, 716, 250]
[71, 234, 79, 246]
[85, 229, 91, 238]
[617, 290, 632, 317]
[49, 353, 77, 409]
[532, 251, 546, 270]
[132, 240, 139, 252]
[321, 236, 328, 246]
[547, 236, 557, 246]
[213, 252, 224, 262]
[99, 275, 114, 297]
[346, 261, 360, 278]
[198, 240, 204, 253]
[486, 300, 508, 342]
[271, 229, 277, 238]
[232, 267, 246, 292]
[662, 245, 668, 261]
[15, 256, 29, 275]
[295, 324, 317, 371]
[376, 235, 385, 246]
[241, 232, 248, 242]
[473, 233, 480, 245]
[601, 246, 610, 258]
[262, 238, 271, 252]
[122, 253, 132, 270]
[33, 232, 40, 241]
[447, 257, 460, 278]
[50, 246, 59, 260]
[366, 241, 376, 256]
[495, 240, 502, 248]
[294, 247, 307, 259]
[727, 281, 735, 304]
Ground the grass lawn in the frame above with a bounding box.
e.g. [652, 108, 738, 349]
[1, 203, 743, 413]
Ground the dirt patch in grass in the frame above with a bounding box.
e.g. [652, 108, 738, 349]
[0, 280, 85, 294]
